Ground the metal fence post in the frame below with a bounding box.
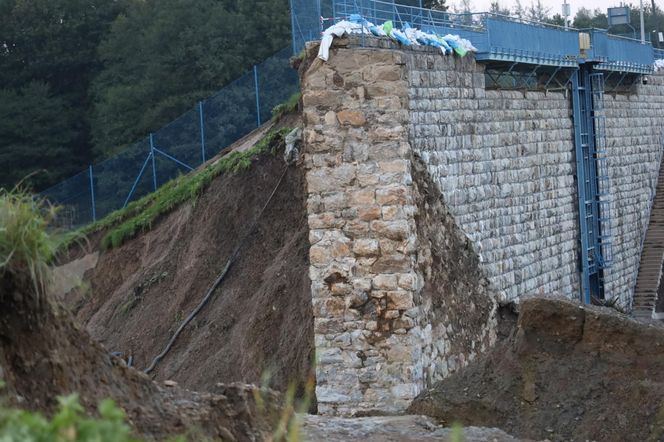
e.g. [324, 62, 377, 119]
[289, 0, 297, 55]
[253, 65, 262, 127]
[199, 101, 206, 163]
[149, 134, 157, 191]
[88, 165, 96, 223]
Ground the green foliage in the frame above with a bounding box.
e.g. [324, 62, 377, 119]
[252, 372, 315, 442]
[0, 0, 291, 192]
[0, 394, 139, 442]
[423, 0, 448, 11]
[0, 188, 65, 303]
[572, 5, 664, 41]
[84, 128, 290, 250]
[91, 0, 291, 156]
[272, 93, 301, 119]
[0, 83, 78, 190]
[0, 0, 130, 190]
[449, 423, 466, 442]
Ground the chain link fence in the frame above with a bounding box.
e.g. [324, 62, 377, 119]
[40, 46, 298, 229]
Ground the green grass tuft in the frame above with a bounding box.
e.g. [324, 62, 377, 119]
[272, 93, 301, 119]
[0, 189, 67, 304]
[80, 127, 291, 250]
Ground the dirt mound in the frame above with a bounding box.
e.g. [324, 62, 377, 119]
[0, 272, 283, 440]
[63, 150, 314, 399]
[409, 297, 664, 441]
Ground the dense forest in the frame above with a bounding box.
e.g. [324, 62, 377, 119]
[0, 0, 290, 191]
[0, 0, 661, 191]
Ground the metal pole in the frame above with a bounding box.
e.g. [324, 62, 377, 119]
[640, 0, 646, 43]
[199, 101, 206, 163]
[253, 65, 261, 127]
[88, 165, 96, 223]
[149, 134, 157, 191]
[289, 0, 297, 54]
[652, 0, 658, 45]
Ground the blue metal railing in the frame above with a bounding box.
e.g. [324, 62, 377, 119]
[587, 29, 654, 73]
[481, 16, 578, 66]
[327, 0, 581, 66]
[291, 0, 661, 71]
[40, 47, 299, 227]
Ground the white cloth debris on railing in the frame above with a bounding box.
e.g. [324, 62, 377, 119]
[655, 59, 664, 72]
[317, 14, 477, 62]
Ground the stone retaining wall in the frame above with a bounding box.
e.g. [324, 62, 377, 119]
[603, 75, 664, 307]
[406, 49, 580, 303]
[301, 37, 664, 415]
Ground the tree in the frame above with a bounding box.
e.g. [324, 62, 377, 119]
[513, 0, 525, 19]
[0, 82, 77, 190]
[546, 13, 566, 26]
[572, 7, 593, 28]
[490, 1, 511, 16]
[526, 0, 551, 22]
[91, 0, 291, 156]
[423, 0, 448, 11]
[0, 0, 129, 190]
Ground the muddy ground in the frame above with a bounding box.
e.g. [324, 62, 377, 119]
[63, 151, 314, 400]
[0, 271, 285, 440]
[409, 297, 664, 442]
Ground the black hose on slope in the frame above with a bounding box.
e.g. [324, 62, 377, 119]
[144, 165, 290, 375]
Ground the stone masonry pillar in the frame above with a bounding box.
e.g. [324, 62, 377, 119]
[301, 46, 427, 415]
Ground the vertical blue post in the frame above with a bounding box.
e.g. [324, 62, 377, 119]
[198, 101, 206, 164]
[149, 134, 157, 191]
[253, 65, 261, 127]
[289, 0, 297, 54]
[571, 69, 591, 305]
[88, 165, 96, 223]
[317, 0, 322, 34]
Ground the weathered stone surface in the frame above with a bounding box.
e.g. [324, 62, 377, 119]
[304, 43, 424, 417]
[352, 239, 381, 257]
[337, 110, 367, 127]
[302, 36, 664, 417]
[299, 415, 524, 442]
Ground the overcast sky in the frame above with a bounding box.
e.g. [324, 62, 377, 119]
[456, 0, 660, 17]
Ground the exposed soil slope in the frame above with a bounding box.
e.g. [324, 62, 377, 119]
[64, 151, 314, 397]
[409, 297, 664, 442]
[0, 272, 283, 440]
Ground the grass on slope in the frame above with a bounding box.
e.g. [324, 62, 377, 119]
[0, 188, 64, 304]
[83, 127, 291, 250]
[272, 93, 300, 119]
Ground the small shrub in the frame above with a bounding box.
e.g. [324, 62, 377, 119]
[272, 93, 300, 119]
[591, 295, 627, 314]
[0, 189, 64, 304]
[0, 394, 140, 442]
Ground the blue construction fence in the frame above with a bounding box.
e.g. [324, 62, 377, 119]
[289, 0, 426, 54]
[40, 46, 299, 228]
[291, 0, 660, 71]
